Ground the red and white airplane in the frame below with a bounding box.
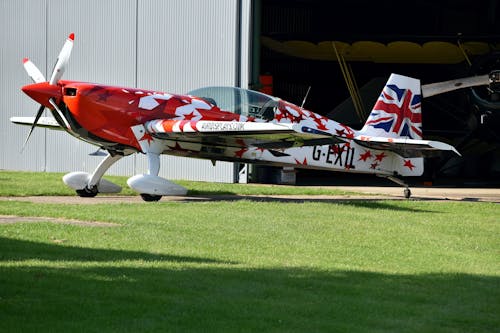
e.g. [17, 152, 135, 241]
[12, 33, 496, 200]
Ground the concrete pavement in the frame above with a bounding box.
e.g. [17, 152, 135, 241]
[328, 186, 500, 203]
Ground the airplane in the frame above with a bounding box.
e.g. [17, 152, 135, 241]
[11, 33, 498, 201]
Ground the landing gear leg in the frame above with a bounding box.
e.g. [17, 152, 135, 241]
[73, 153, 123, 197]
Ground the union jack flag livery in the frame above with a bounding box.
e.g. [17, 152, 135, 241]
[361, 74, 423, 140]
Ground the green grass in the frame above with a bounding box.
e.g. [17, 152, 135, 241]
[0, 170, 356, 196]
[0, 171, 498, 332]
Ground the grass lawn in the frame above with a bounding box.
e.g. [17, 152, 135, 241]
[0, 170, 357, 197]
[0, 170, 498, 332]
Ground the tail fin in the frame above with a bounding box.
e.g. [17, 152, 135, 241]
[354, 73, 460, 160]
[360, 74, 422, 140]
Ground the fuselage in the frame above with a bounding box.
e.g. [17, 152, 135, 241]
[21, 80, 423, 177]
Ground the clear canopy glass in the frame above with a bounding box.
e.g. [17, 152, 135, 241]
[188, 86, 279, 121]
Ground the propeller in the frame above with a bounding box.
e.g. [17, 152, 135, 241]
[20, 33, 74, 151]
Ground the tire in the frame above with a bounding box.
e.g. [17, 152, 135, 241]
[140, 193, 162, 202]
[76, 186, 98, 197]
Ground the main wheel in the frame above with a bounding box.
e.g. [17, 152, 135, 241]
[76, 186, 98, 197]
[140, 193, 162, 202]
[404, 188, 411, 199]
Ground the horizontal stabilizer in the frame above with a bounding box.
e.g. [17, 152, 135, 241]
[354, 135, 460, 158]
[10, 116, 63, 130]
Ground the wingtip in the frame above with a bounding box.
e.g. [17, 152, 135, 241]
[23, 57, 29, 64]
[68, 33, 75, 41]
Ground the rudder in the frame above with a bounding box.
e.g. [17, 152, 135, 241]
[360, 74, 422, 140]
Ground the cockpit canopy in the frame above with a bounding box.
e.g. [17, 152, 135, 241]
[188, 86, 279, 121]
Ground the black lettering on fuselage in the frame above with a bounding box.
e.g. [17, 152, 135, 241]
[311, 144, 355, 169]
[326, 145, 335, 164]
[312, 146, 321, 161]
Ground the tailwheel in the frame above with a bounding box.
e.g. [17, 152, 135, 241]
[140, 193, 162, 202]
[382, 175, 412, 199]
[76, 186, 98, 198]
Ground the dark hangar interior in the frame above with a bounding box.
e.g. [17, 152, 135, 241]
[254, 0, 500, 186]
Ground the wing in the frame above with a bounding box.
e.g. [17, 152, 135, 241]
[353, 135, 460, 157]
[145, 119, 344, 149]
[10, 116, 63, 130]
[140, 119, 459, 158]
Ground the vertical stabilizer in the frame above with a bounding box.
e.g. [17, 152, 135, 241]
[360, 74, 422, 140]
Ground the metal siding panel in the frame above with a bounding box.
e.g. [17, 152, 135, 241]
[46, 0, 137, 86]
[0, 0, 47, 171]
[137, 0, 238, 93]
[43, 0, 137, 175]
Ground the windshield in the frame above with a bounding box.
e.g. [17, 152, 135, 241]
[188, 86, 279, 121]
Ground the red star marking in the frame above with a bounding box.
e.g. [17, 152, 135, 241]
[96, 90, 113, 102]
[275, 110, 288, 122]
[139, 132, 154, 145]
[165, 97, 186, 116]
[293, 113, 305, 123]
[295, 157, 308, 165]
[331, 145, 342, 154]
[336, 125, 354, 139]
[83, 85, 105, 97]
[234, 148, 248, 158]
[375, 152, 387, 161]
[403, 159, 415, 170]
[183, 111, 196, 120]
[370, 162, 379, 169]
[313, 117, 328, 130]
[358, 150, 372, 161]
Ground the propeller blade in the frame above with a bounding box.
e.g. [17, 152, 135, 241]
[23, 58, 46, 83]
[21, 104, 45, 152]
[48, 97, 71, 129]
[49, 33, 74, 85]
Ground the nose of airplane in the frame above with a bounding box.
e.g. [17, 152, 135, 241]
[21, 82, 62, 108]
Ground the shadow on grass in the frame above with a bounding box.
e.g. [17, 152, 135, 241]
[0, 236, 231, 264]
[0, 238, 497, 332]
[186, 195, 435, 212]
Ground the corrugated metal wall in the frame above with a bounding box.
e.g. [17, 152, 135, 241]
[0, 0, 250, 183]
